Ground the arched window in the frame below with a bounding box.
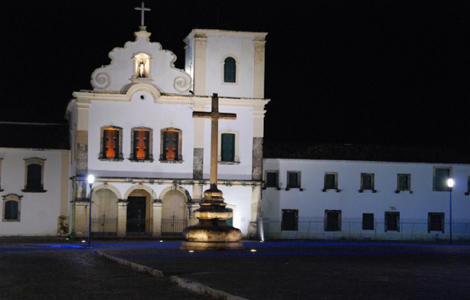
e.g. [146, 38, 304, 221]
[131, 128, 152, 161]
[223, 57, 236, 83]
[100, 127, 123, 160]
[23, 158, 46, 193]
[160, 128, 182, 162]
[5, 201, 18, 220]
[2, 194, 22, 222]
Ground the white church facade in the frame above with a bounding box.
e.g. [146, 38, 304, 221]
[65, 27, 268, 239]
[1, 21, 470, 242]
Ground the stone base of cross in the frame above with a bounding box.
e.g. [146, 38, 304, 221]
[181, 93, 243, 251]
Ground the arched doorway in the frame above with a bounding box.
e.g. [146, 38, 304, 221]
[91, 189, 118, 236]
[161, 190, 187, 236]
[127, 190, 152, 236]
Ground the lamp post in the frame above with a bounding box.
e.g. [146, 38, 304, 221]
[447, 178, 454, 245]
[87, 174, 95, 247]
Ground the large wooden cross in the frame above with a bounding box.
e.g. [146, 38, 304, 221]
[193, 93, 236, 189]
[135, 2, 151, 27]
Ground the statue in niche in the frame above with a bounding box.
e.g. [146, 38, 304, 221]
[138, 60, 145, 78]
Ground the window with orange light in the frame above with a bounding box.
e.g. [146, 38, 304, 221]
[164, 131, 178, 160]
[101, 128, 121, 159]
[161, 129, 181, 161]
[133, 129, 150, 160]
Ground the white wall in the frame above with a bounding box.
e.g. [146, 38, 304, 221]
[86, 181, 253, 236]
[262, 158, 470, 240]
[202, 105, 254, 180]
[0, 148, 69, 236]
[184, 30, 267, 99]
[87, 92, 194, 178]
[90, 30, 191, 95]
[204, 34, 255, 98]
[203, 184, 254, 235]
[86, 92, 257, 180]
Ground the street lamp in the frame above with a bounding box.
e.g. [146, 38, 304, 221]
[87, 174, 95, 247]
[447, 178, 454, 245]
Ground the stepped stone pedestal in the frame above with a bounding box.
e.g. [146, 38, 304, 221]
[181, 186, 243, 250]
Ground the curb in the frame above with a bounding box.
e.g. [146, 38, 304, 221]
[94, 250, 248, 300]
[169, 275, 248, 300]
[94, 250, 164, 278]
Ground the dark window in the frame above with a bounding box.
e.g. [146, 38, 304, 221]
[27, 164, 42, 192]
[325, 210, 342, 231]
[265, 172, 278, 188]
[133, 129, 150, 160]
[361, 173, 374, 190]
[221, 133, 235, 162]
[287, 172, 300, 189]
[362, 213, 374, 230]
[102, 129, 120, 159]
[428, 213, 445, 233]
[433, 167, 451, 191]
[224, 57, 236, 83]
[324, 173, 337, 190]
[385, 212, 400, 232]
[163, 130, 179, 161]
[4, 201, 18, 220]
[281, 209, 298, 231]
[397, 174, 411, 191]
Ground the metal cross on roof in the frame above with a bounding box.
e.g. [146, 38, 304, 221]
[135, 2, 151, 27]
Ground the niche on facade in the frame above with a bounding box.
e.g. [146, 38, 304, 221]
[132, 53, 152, 81]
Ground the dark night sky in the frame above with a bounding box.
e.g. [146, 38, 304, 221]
[1, 1, 468, 150]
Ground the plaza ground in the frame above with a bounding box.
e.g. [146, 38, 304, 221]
[1, 238, 470, 299]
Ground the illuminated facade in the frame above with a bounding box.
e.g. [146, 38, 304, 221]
[262, 145, 470, 241]
[0, 123, 70, 236]
[4, 21, 468, 243]
[65, 27, 268, 238]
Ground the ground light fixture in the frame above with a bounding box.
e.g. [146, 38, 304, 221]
[87, 174, 95, 247]
[447, 178, 454, 245]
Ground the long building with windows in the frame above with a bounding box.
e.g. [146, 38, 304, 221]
[262, 144, 470, 241]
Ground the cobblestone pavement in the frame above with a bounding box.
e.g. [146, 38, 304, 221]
[2, 238, 470, 300]
[95, 241, 470, 300]
[0, 243, 212, 300]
